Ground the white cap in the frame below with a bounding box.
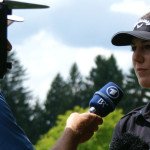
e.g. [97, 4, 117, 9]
[7, 15, 24, 26]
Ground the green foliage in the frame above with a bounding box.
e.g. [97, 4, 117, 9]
[66, 63, 92, 108]
[44, 63, 90, 129]
[78, 109, 123, 150]
[30, 100, 47, 144]
[35, 106, 85, 150]
[44, 73, 72, 128]
[36, 55, 126, 145]
[90, 54, 124, 91]
[43, 55, 125, 139]
[35, 107, 123, 150]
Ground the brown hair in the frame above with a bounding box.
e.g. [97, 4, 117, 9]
[141, 12, 150, 20]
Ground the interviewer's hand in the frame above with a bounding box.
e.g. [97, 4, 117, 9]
[66, 112, 103, 143]
[52, 112, 103, 150]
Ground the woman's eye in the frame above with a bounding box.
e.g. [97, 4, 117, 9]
[143, 44, 150, 50]
[131, 46, 136, 51]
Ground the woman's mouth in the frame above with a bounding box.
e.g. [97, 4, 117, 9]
[136, 68, 148, 75]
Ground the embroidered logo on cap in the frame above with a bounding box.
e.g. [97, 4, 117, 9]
[134, 19, 150, 29]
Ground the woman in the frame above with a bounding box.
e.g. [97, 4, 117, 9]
[110, 12, 150, 147]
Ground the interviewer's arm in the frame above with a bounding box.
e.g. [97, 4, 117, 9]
[51, 112, 103, 150]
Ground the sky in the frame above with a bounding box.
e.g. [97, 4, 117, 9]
[7, 0, 150, 103]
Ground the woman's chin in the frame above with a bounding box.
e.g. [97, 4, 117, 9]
[138, 79, 150, 88]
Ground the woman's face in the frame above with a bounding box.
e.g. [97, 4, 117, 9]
[131, 38, 150, 88]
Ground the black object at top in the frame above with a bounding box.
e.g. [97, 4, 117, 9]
[0, 3, 9, 78]
[5, 0, 49, 9]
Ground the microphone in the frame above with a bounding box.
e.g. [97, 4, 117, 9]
[109, 133, 149, 150]
[89, 82, 123, 117]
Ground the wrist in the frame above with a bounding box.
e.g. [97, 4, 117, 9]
[52, 128, 80, 150]
[63, 127, 81, 146]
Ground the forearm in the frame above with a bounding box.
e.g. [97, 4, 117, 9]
[51, 128, 79, 150]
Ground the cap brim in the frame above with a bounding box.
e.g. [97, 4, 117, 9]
[111, 31, 150, 46]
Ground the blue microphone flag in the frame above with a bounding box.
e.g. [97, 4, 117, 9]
[89, 82, 124, 117]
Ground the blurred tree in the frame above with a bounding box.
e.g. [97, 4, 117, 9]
[0, 52, 33, 142]
[66, 63, 91, 108]
[44, 55, 125, 136]
[44, 73, 72, 128]
[44, 63, 90, 130]
[89, 54, 124, 92]
[30, 99, 47, 144]
[35, 106, 124, 150]
[35, 107, 85, 150]
[78, 109, 123, 150]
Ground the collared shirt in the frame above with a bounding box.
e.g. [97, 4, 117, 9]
[111, 102, 150, 147]
[0, 92, 34, 150]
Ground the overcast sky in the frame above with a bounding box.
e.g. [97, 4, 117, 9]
[7, 0, 150, 103]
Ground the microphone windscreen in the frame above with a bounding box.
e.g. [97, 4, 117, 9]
[109, 133, 149, 150]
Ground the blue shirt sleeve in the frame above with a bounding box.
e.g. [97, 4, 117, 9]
[0, 92, 34, 150]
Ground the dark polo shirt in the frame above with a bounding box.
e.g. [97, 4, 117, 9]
[0, 92, 34, 150]
[111, 102, 150, 147]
